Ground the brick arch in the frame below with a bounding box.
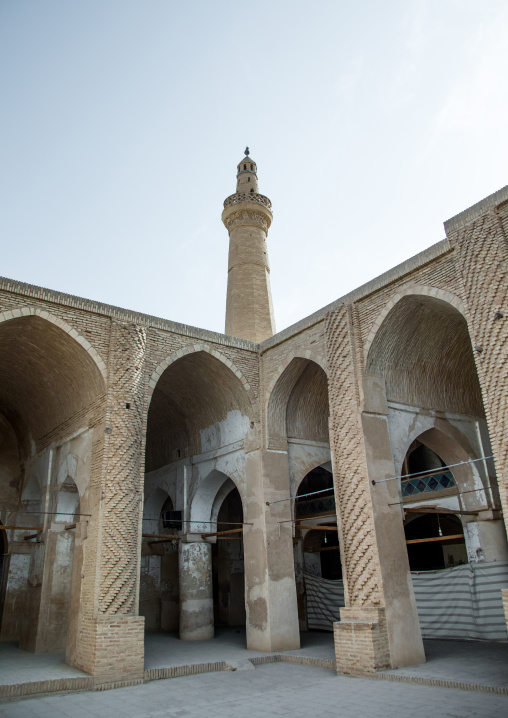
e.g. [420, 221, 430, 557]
[363, 284, 468, 365]
[364, 285, 482, 416]
[146, 346, 255, 472]
[401, 423, 478, 477]
[0, 310, 107, 443]
[0, 307, 107, 382]
[189, 469, 243, 527]
[401, 426, 488, 511]
[265, 350, 327, 404]
[267, 357, 329, 451]
[292, 457, 332, 494]
[148, 343, 255, 405]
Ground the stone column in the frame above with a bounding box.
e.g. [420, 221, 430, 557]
[21, 525, 75, 653]
[0, 547, 30, 641]
[293, 538, 307, 631]
[325, 306, 425, 675]
[66, 322, 147, 685]
[242, 447, 300, 652]
[178, 537, 213, 640]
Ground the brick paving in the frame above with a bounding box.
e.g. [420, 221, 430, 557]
[1, 662, 507, 718]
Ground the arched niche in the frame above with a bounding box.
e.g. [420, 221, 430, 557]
[400, 427, 493, 512]
[140, 487, 179, 633]
[366, 294, 484, 416]
[0, 315, 105, 449]
[146, 351, 254, 473]
[142, 487, 175, 534]
[55, 476, 80, 523]
[267, 358, 329, 451]
[189, 469, 241, 529]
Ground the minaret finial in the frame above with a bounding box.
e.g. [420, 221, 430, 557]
[244, 146, 249, 156]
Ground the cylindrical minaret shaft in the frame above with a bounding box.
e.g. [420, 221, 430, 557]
[222, 149, 276, 342]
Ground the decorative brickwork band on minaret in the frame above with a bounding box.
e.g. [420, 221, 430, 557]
[222, 148, 276, 342]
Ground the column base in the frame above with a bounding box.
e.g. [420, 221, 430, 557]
[334, 606, 390, 676]
[68, 615, 145, 685]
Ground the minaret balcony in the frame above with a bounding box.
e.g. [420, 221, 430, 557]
[223, 193, 272, 211]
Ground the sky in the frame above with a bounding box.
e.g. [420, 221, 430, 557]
[1, 0, 507, 335]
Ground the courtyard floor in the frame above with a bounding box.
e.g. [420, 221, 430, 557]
[1, 659, 507, 718]
[0, 630, 507, 708]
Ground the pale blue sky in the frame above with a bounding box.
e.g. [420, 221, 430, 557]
[1, 1, 507, 334]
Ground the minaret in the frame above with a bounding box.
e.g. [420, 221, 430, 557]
[222, 148, 276, 342]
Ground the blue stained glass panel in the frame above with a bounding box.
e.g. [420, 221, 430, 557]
[401, 471, 456, 498]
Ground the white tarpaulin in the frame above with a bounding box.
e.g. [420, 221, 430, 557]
[304, 561, 508, 639]
[411, 560, 508, 640]
[304, 573, 343, 630]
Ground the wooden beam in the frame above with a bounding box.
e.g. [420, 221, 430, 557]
[296, 525, 337, 531]
[202, 528, 243, 538]
[142, 533, 180, 540]
[406, 533, 464, 545]
[23, 533, 39, 541]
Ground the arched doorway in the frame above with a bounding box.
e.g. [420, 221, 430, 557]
[144, 350, 254, 649]
[140, 488, 179, 633]
[267, 357, 337, 645]
[366, 292, 507, 643]
[212, 486, 245, 629]
[0, 314, 104, 653]
[293, 466, 343, 632]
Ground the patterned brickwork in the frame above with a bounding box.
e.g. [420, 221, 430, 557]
[447, 206, 508, 514]
[98, 322, 147, 615]
[324, 306, 383, 606]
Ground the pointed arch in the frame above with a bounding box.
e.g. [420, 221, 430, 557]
[0, 307, 107, 381]
[189, 469, 242, 527]
[146, 349, 254, 471]
[363, 284, 468, 365]
[148, 343, 255, 405]
[365, 288, 482, 415]
[0, 313, 107, 443]
[267, 357, 329, 450]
